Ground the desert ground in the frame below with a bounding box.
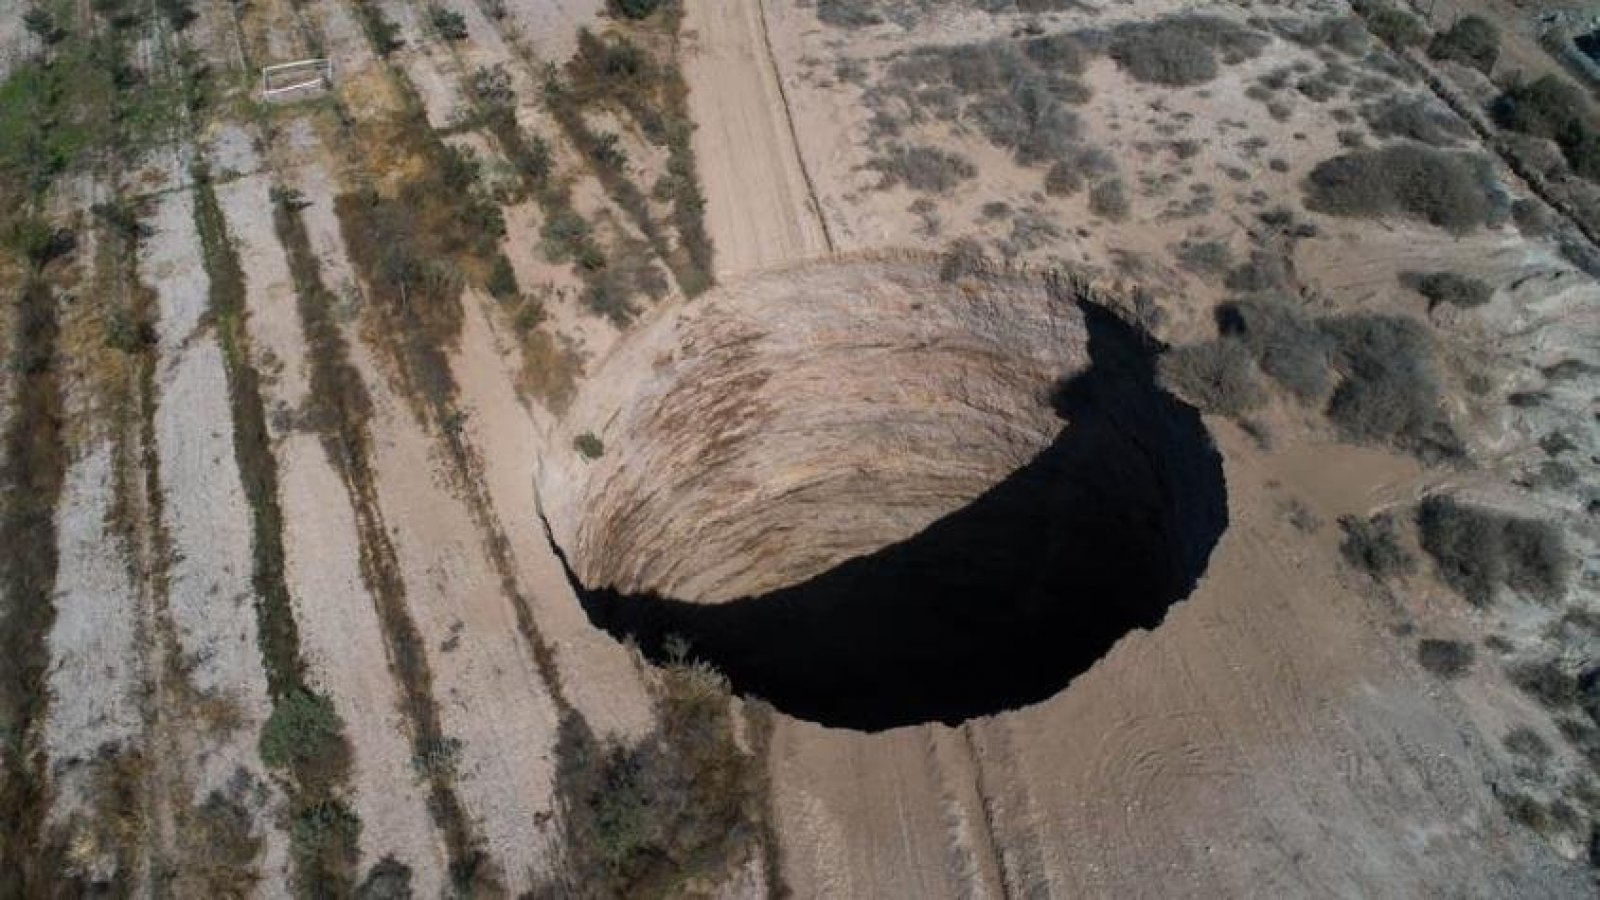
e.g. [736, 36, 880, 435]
[0, 0, 1596, 896]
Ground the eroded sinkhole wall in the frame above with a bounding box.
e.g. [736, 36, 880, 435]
[538, 256, 1228, 730]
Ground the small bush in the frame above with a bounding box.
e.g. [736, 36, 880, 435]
[1304, 143, 1503, 233]
[1339, 512, 1415, 579]
[1321, 315, 1457, 455]
[428, 4, 467, 40]
[1417, 638, 1474, 678]
[1088, 178, 1129, 220]
[939, 238, 991, 282]
[1401, 270, 1491, 309]
[1215, 296, 1336, 401]
[575, 432, 605, 459]
[1503, 725, 1553, 762]
[1494, 76, 1600, 181]
[1364, 96, 1471, 147]
[1174, 239, 1233, 277]
[608, 0, 663, 19]
[1416, 495, 1570, 606]
[1157, 339, 1266, 416]
[1109, 16, 1268, 87]
[1428, 15, 1498, 74]
[260, 689, 346, 771]
[486, 254, 519, 301]
[816, 0, 881, 27]
[867, 144, 976, 193]
[1224, 250, 1289, 293]
[1508, 658, 1579, 709]
[1358, 1, 1426, 49]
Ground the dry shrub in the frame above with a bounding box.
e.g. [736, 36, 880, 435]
[1494, 75, 1600, 182]
[1215, 296, 1335, 401]
[1303, 143, 1503, 233]
[1428, 15, 1499, 74]
[1157, 339, 1266, 416]
[1363, 96, 1471, 147]
[540, 655, 769, 897]
[867, 144, 976, 193]
[1321, 314, 1459, 457]
[1338, 512, 1415, 579]
[1109, 16, 1267, 87]
[1400, 270, 1492, 309]
[1088, 177, 1129, 220]
[876, 36, 1089, 166]
[1417, 495, 1570, 606]
[1417, 638, 1474, 678]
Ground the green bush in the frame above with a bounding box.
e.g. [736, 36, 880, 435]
[1338, 512, 1415, 579]
[575, 432, 605, 459]
[1428, 15, 1498, 74]
[1157, 339, 1266, 416]
[486, 254, 519, 301]
[260, 688, 346, 771]
[1416, 495, 1570, 606]
[427, 4, 468, 41]
[1304, 143, 1502, 233]
[608, 0, 664, 19]
[1401, 270, 1491, 309]
[356, 857, 413, 899]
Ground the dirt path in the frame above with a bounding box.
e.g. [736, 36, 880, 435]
[682, 0, 831, 277]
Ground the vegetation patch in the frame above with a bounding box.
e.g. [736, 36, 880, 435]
[1401, 270, 1492, 310]
[1215, 296, 1335, 401]
[538, 648, 776, 896]
[1363, 96, 1471, 147]
[1416, 638, 1474, 678]
[1416, 495, 1571, 607]
[1353, 0, 1426, 50]
[1303, 143, 1503, 233]
[548, 18, 714, 298]
[0, 274, 67, 893]
[1109, 16, 1268, 87]
[1157, 339, 1266, 417]
[1428, 15, 1498, 74]
[1493, 76, 1600, 182]
[1321, 314, 1459, 458]
[867, 143, 975, 193]
[872, 34, 1092, 168]
[1338, 512, 1415, 580]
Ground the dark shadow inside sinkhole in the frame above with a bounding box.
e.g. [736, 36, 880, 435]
[542, 299, 1229, 731]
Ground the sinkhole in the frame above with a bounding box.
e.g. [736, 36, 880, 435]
[537, 257, 1227, 731]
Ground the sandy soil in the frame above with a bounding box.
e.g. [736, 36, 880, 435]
[453, 294, 656, 741]
[42, 441, 144, 818]
[682, 0, 832, 275]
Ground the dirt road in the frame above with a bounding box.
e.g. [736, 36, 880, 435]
[682, 0, 831, 277]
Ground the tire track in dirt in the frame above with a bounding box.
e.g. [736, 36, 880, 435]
[684, 0, 832, 276]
